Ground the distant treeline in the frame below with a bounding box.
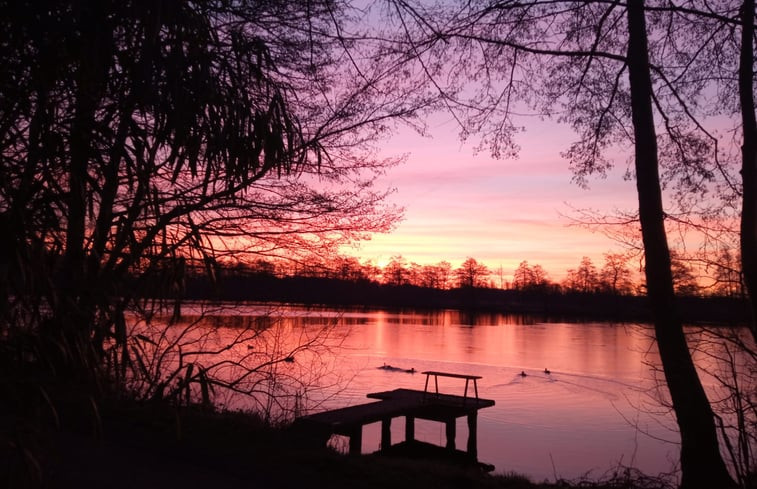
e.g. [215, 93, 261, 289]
[198, 252, 743, 298]
[180, 263, 751, 325]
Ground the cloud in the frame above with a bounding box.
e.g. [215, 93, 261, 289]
[350, 114, 640, 278]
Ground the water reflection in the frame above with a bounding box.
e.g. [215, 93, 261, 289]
[314, 309, 678, 480]
[138, 304, 751, 483]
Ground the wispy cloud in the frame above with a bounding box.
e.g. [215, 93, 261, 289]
[347, 117, 640, 279]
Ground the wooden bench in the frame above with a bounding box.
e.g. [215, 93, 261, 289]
[422, 371, 481, 401]
[299, 385, 495, 458]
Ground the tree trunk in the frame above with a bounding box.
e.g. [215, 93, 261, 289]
[739, 0, 757, 344]
[54, 3, 112, 378]
[626, 1, 735, 487]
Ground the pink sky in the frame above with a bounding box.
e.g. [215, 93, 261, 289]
[343, 117, 642, 282]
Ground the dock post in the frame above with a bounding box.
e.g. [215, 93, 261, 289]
[405, 415, 415, 442]
[467, 412, 478, 458]
[445, 418, 456, 450]
[349, 427, 362, 456]
[381, 417, 392, 450]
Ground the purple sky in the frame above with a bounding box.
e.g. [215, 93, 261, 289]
[344, 116, 642, 282]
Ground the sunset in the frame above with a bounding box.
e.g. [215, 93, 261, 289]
[1, 2, 755, 489]
[347, 117, 641, 280]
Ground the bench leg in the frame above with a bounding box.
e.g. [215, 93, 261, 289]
[405, 416, 415, 442]
[349, 427, 362, 456]
[381, 418, 391, 450]
[445, 419, 456, 451]
[467, 413, 478, 459]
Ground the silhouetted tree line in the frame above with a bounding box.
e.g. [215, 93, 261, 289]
[174, 254, 751, 324]
[195, 250, 748, 297]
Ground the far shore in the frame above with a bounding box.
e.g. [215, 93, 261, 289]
[180, 272, 752, 326]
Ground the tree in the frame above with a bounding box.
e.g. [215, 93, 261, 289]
[643, 0, 756, 342]
[383, 255, 409, 285]
[436, 261, 453, 289]
[710, 248, 743, 298]
[455, 257, 490, 288]
[623, 9, 731, 481]
[513, 261, 534, 290]
[389, 0, 736, 485]
[407, 262, 424, 287]
[670, 253, 701, 297]
[0, 0, 424, 401]
[565, 257, 599, 293]
[329, 257, 369, 282]
[360, 261, 383, 284]
[739, 0, 757, 342]
[600, 253, 634, 295]
[494, 265, 506, 289]
[531, 265, 549, 289]
[513, 260, 549, 291]
[418, 262, 451, 288]
[637, 0, 757, 340]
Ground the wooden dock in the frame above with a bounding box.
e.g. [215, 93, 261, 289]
[297, 371, 495, 460]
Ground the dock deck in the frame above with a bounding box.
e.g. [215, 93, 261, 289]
[298, 373, 495, 460]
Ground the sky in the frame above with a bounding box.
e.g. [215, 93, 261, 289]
[343, 116, 642, 282]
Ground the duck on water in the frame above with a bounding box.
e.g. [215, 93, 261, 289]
[378, 363, 416, 373]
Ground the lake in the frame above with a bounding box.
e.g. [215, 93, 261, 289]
[152, 303, 748, 483]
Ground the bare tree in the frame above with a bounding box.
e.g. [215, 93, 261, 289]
[708, 248, 744, 298]
[120, 303, 349, 422]
[417, 263, 449, 288]
[670, 252, 702, 297]
[685, 326, 757, 486]
[387, 0, 737, 485]
[738, 0, 757, 342]
[328, 257, 370, 282]
[513, 260, 550, 291]
[383, 255, 409, 285]
[513, 261, 534, 291]
[600, 252, 635, 295]
[455, 257, 490, 288]
[564, 256, 600, 293]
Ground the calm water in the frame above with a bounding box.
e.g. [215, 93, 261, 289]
[298, 308, 679, 482]
[152, 303, 747, 482]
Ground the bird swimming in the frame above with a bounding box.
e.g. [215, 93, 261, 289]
[520, 370, 527, 377]
[544, 368, 551, 374]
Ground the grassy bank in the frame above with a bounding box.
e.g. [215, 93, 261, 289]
[2, 388, 676, 489]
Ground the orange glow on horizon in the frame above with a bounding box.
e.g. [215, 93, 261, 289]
[341, 118, 641, 282]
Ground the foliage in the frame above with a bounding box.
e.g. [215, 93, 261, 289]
[0, 0, 426, 405]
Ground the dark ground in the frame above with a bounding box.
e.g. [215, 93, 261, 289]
[3, 389, 677, 489]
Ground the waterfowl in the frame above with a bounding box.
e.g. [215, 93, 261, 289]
[544, 368, 551, 374]
[519, 370, 527, 377]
